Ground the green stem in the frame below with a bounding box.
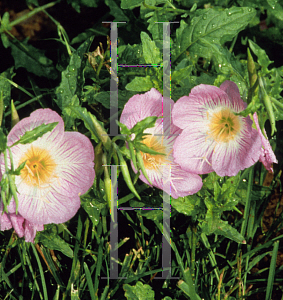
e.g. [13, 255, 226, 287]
[0, 2, 58, 34]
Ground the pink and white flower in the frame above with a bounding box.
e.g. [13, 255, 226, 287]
[120, 88, 203, 198]
[172, 81, 263, 177]
[0, 109, 95, 242]
[253, 112, 277, 173]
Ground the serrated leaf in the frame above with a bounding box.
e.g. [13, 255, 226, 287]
[174, 7, 256, 62]
[36, 230, 74, 258]
[11, 122, 58, 147]
[10, 39, 57, 79]
[140, 31, 162, 65]
[171, 195, 204, 219]
[126, 76, 154, 91]
[123, 281, 155, 300]
[202, 209, 245, 243]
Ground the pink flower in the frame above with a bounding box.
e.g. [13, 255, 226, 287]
[253, 112, 277, 173]
[172, 81, 262, 177]
[0, 109, 95, 242]
[120, 88, 203, 198]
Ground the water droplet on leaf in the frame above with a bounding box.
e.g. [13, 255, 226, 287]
[68, 65, 76, 72]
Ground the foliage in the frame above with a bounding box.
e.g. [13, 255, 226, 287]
[0, 0, 283, 299]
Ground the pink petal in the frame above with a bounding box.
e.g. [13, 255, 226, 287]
[52, 132, 95, 196]
[253, 112, 277, 172]
[7, 109, 65, 147]
[0, 210, 13, 231]
[24, 220, 44, 243]
[211, 123, 261, 176]
[170, 165, 203, 198]
[220, 81, 247, 112]
[173, 84, 232, 130]
[9, 213, 25, 238]
[120, 88, 174, 131]
[173, 128, 214, 174]
[17, 190, 81, 225]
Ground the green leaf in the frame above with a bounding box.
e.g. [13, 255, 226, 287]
[36, 230, 74, 258]
[9, 39, 57, 79]
[171, 195, 205, 220]
[0, 12, 11, 48]
[248, 39, 273, 71]
[0, 67, 14, 108]
[56, 36, 94, 127]
[131, 116, 158, 135]
[138, 209, 163, 222]
[11, 122, 59, 147]
[174, 7, 256, 62]
[121, 0, 143, 9]
[66, 0, 98, 13]
[10, 160, 26, 176]
[0, 128, 7, 152]
[125, 76, 154, 92]
[105, 0, 129, 22]
[267, 0, 283, 21]
[201, 209, 245, 243]
[123, 281, 155, 300]
[69, 106, 111, 149]
[140, 31, 162, 65]
[116, 120, 131, 135]
[81, 197, 102, 226]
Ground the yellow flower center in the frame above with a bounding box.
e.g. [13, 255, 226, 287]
[141, 135, 168, 170]
[208, 108, 241, 143]
[19, 146, 56, 187]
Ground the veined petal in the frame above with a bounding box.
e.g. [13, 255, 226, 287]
[172, 84, 232, 130]
[170, 165, 203, 198]
[51, 132, 95, 196]
[17, 190, 81, 225]
[212, 119, 262, 176]
[120, 88, 175, 131]
[7, 109, 64, 147]
[173, 128, 214, 174]
[220, 80, 247, 112]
